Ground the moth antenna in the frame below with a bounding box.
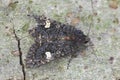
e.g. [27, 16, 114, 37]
[87, 22, 92, 37]
[87, 0, 94, 37]
[86, 0, 100, 61]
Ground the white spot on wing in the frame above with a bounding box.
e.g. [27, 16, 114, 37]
[45, 52, 52, 60]
[45, 20, 51, 28]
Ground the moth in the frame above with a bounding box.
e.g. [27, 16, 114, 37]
[25, 15, 90, 68]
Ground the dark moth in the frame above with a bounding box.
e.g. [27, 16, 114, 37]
[26, 15, 90, 68]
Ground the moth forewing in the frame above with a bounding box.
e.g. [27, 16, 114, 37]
[26, 15, 90, 68]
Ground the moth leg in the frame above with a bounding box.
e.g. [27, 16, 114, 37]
[67, 51, 78, 69]
[67, 55, 73, 69]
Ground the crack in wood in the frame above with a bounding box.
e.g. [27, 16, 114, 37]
[13, 27, 26, 80]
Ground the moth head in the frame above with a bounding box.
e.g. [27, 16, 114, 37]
[74, 30, 90, 45]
